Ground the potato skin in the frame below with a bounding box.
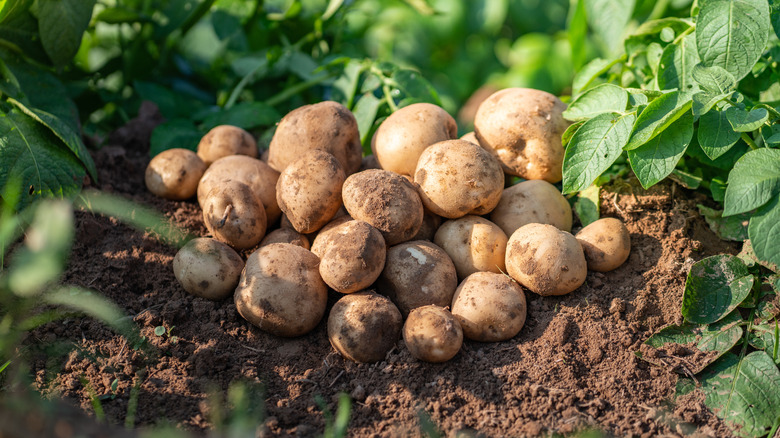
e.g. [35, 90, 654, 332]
[234, 244, 327, 337]
[474, 88, 568, 183]
[259, 228, 310, 250]
[173, 238, 244, 300]
[197, 125, 257, 166]
[328, 291, 403, 363]
[460, 131, 479, 145]
[505, 223, 587, 296]
[403, 305, 463, 363]
[145, 148, 206, 200]
[490, 180, 572, 237]
[434, 216, 508, 279]
[575, 217, 631, 272]
[202, 181, 267, 250]
[451, 272, 527, 342]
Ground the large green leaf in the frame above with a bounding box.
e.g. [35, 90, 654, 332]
[624, 91, 692, 150]
[681, 255, 754, 324]
[572, 58, 613, 95]
[657, 33, 700, 92]
[562, 84, 628, 121]
[697, 109, 741, 160]
[574, 184, 600, 227]
[748, 194, 780, 269]
[725, 107, 769, 133]
[749, 323, 780, 365]
[696, 0, 771, 81]
[584, 0, 635, 55]
[353, 93, 382, 145]
[697, 204, 750, 242]
[723, 148, 780, 216]
[691, 64, 736, 117]
[37, 0, 96, 66]
[0, 6, 49, 64]
[627, 110, 693, 189]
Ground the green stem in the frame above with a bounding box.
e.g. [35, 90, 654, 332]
[648, 0, 670, 20]
[671, 24, 695, 45]
[741, 132, 759, 150]
[224, 62, 268, 109]
[382, 83, 399, 112]
[179, 0, 218, 37]
[266, 74, 334, 107]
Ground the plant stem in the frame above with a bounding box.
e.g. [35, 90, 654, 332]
[672, 25, 695, 45]
[266, 74, 334, 107]
[382, 84, 399, 112]
[648, 0, 670, 20]
[741, 133, 759, 150]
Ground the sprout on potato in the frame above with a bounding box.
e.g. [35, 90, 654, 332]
[451, 272, 527, 342]
[490, 180, 572, 237]
[145, 148, 206, 200]
[328, 291, 403, 363]
[197, 125, 257, 166]
[575, 217, 631, 272]
[201, 181, 267, 250]
[173, 237, 244, 300]
[403, 305, 463, 363]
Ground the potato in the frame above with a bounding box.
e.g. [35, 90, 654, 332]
[376, 241, 458, 316]
[490, 180, 572, 236]
[460, 131, 479, 145]
[575, 217, 631, 272]
[202, 181, 267, 250]
[145, 148, 206, 200]
[268, 101, 362, 175]
[414, 139, 504, 219]
[434, 216, 507, 279]
[197, 125, 257, 166]
[342, 169, 424, 245]
[403, 305, 462, 363]
[373, 103, 457, 176]
[328, 291, 403, 363]
[197, 155, 281, 225]
[276, 150, 345, 234]
[259, 228, 310, 250]
[410, 210, 442, 242]
[505, 223, 586, 296]
[474, 88, 568, 183]
[173, 238, 244, 300]
[451, 272, 527, 342]
[235, 243, 327, 337]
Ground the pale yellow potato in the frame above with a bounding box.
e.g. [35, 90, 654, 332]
[403, 305, 463, 363]
[328, 291, 403, 363]
[201, 181, 267, 250]
[575, 217, 631, 272]
[434, 216, 508, 279]
[460, 131, 479, 145]
[197, 125, 257, 166]
[490, 180, 573, 237]
[259, 228, 310, 250]
[451, 272, 527, 342]
[173, 237, 244, 300]
[145, 148, 206, 200]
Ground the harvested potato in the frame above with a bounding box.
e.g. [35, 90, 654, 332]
[490, 180, 572, 236]
[505, 223, 586, 296]
[474, 88, 568, 183]
[414, 140, 504, 219]
[451, 272, 527, 342]
[268, 101, 362, 175]
[197, 125, 257, 166]
[328, 291, 403, 363]
[202, 181, 267, 250]
[373, 103, 457, 176]
[235, 244, 327, 337]
[377, 241, 458, 316]
[145, 148, 206, 200]
[403, 305, 462, 363]
[259, 228, 310, 250]
[575, 217, 631, 272]
[460, 131, 479, 145]
[434, 216, 507, 279]
[173, 237, 244, 300]
[342, 169, 424, 245]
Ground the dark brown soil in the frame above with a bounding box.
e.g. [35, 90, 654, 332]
[19, 103, 740, 437]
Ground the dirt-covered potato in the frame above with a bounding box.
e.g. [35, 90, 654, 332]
[373, 103, 457, 176]
[342, 169, 424, 245]
[259, 228, 310, 250]
[235, 244, 327, 337]
[490, 180, 572, 237]
[451, 272, 527, 342]
[145, 148, 206, 200]
[328, 291, 403, 363]
[197, 125, 257, 166]
[505, 223, 586, 296]
[434, 216, 507, 279]
[268, 101, 362, 175]
[276, 150, 345, 234]
[197, 155, 281, 225]
[403, 305, 463, 363]
[575, 218, 631, 272]
[474, 88, 568, 183]
[377, 241, 458, 316]
[173, 237, 244, 300]
[202, 181, 267, 250]
[414, 140, 504, 219]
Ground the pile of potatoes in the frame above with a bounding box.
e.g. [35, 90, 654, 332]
[145, 88, 631, 364]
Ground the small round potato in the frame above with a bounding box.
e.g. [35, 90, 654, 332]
[490, 180, 573, 236]
[377, 241, 458, 316]
[434, 216, 508, 279]
[173, 237, 244, 300]
[505, 223, 587, 296]
[328, 291, 403, 363]
[373, 103, 457, 176]
[451, 272, 527, 342]
[414, 140, 504, 219]
[575, 217, 631, 272]
[197, 125, 257, 166]
[202, 181, 267, 250]
[235, 244, 327, 337]
[474, 88, 568, 183]
[342, 169, 424, 245]
[403, 305, 463, 363]
[259, 228, 310, 250]
[145, 148, 206, 200]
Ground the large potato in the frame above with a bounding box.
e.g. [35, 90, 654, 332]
[201, 181, 267, 250]
[403, 305, 462, 363]
[373, 103, 457, 176]
[197, 125, 257, 166]
[433, 216, 507, 279]
[234, 244, 327, 337]
[474, 88, 568, 183]
[505, 223, 586, 296]
[328, 291, 403, 363]
[268, 101, 362, 175]
[259, 228, 310, 250]
[451, 272, 527, 342]
[173, 237, 244, 300]
[490, 180, 572, 236]
[414, 140, 504, 219]
[145, 148, 206, 200]
[575, 217, 631, 272]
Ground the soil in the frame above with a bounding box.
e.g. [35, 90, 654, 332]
[16, 102, 742, 437]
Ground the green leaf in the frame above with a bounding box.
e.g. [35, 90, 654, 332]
[692, 64, 737, 95]
[149, 119, 203, 157]
[154, 326, 166, 336]
[624, 91, 692, 150]
[201, 102, 280, 131]
[392, 69, 440, 105]
[568, 0, 588, 70]
[771, 0, 780, 39]
[749, 323, 780, 364]
[697, 109, 741, 160]
[574, 184, 600, 226]
[669, 168, 702, 189]
[725, 107, 769, 132]
[562, 120, 585, 147]
[0, 7, 49, 64]
[332, 59, 364, 108]
[696, 0, 772, 81]
[37, 0, 96, 66]
[748, 194, 780, 269]
[322, 0, 344, 20]
[562, 111, 636, 194]
[697, 204, 750, 241]
[657, 33, 700, 93]
[562, 84, 628, 122]
[44, 286, 137, 340]
[95, 7, 144, 24]
[631, 17, 694, 37]
[572, 58, 612, 95]
[0, 0, 33, 23]
[681, 255, 754, 324]
[353, 93, 382, 145]
[723, 148, 780, 216]
[628, 110, 693, 189]
[584, 0, 635, 55]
